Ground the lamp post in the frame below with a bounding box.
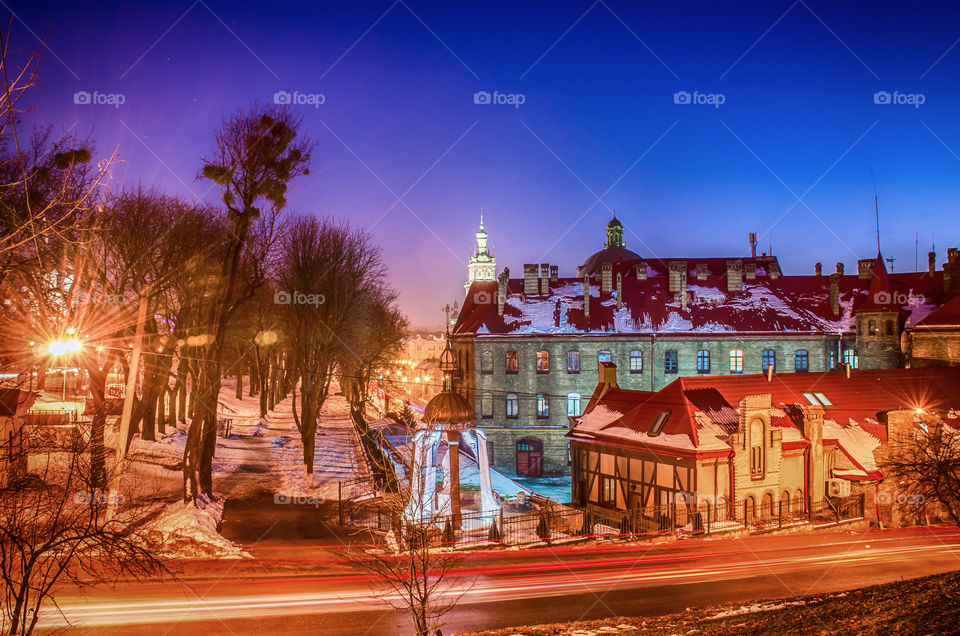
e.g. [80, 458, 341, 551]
[46, 333, 83, 406]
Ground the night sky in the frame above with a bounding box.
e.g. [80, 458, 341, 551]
[14, 1, 960, 327]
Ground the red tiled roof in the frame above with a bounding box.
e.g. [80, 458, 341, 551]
[914, 293, 960, 329]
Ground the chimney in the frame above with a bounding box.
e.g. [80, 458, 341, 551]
[599, 361, 618, 390]
[744, 262, 757, 280]
[549, 265, 558, 282]
[945, 249, 960, 293]
[600, 262, 613, 293]
[523, 264, 538, 297]
[497, 268, 508, 316]
[726, 259, 742, 292]
[815, 262, 822, 276]
[929, 251, 937, 275]
[857, 259, 875, 279]
[836, 262, 844, 276]
[749, 232, 758, 258]
[696, 263, 708, 281]
[583, 275, 590, 317]
[668, 261, 687, 293]
[843, 362, 851, 379]
[616, 272, 623, 310]
[769, 262, 780, 280]
[636, 262, 647, 280]
[680, 289, 688, 312]
[829, 272, 840, 316]
[765, 364, 774, 382]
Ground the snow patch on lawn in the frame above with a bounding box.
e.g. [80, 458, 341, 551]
[148, 494, 249, 559]
[705, 599, 807, 620]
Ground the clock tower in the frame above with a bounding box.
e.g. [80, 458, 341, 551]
[465, 214, 496, 294]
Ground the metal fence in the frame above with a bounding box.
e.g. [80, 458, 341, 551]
[339, 489, 865, 548]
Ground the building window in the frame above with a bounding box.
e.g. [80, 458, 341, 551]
[729, 349, 744, 374]
[761, 349, 775, 372]
[828, 349, 837, 370]
[629, 350, 643, 373]
[601, 476, 616, 504]
[868, 319, 877, 336]
[536, 350, 549, 373]
[696, 350, 710, 374]
[664, 350, 678, 374]
[885, 319, 894, 335]
[598, 350, 612, 363]
[750, 418, 765, 477]
[505, 351, 518, 374]
[843, 349, 859, 369]
[649, 410, 670, 436]
[567, 392, 581, 416]
[567, 350, 580, 374]
[480, 392, 493, 418]
[536, 394, 549, 419]
[481, 350, 493, 374]
[505, 393, 519, 418]
[795, 349, 809, 372]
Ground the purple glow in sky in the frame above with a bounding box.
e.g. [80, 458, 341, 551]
[14, 1, 960, 326]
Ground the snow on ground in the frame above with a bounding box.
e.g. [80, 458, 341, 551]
[147, 495, 249, 559]
[705, 599, 808, 620]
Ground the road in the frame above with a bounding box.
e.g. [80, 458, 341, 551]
[37, 526, 960, 634]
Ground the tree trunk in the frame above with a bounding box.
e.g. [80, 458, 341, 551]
[249, 353, 258, 397]
[235, 350, 243, 400]
[176, 356, 188, 423]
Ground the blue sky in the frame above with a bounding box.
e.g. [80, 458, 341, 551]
[13, 0, 960, 326]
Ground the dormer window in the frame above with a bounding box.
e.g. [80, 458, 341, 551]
[649, 410, 670, 436]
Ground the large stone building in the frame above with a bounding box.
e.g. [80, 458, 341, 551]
[567, 364, 960, 529]
[452, 215, 959, 477]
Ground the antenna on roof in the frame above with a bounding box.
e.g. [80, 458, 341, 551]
[886, 256, 896, 272]
[871, 167, 881, 253]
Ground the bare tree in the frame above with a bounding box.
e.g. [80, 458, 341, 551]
[0, 434, 167, 635]
[183, 104, 311, 501]
[884, 415, 960, 527]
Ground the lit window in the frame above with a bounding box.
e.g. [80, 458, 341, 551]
[795, 349, 808, 372]
[601, 477, 616, 504]
[481, 350, 493, 374]
[536, 350, 549, 374]
[664, 350, 678, 374]
[598, 350, 612, 363]
[481, 392, 493, 418]
[813, 392, 832, 406]
[802, 392, 819, 405]
[729, 349, 744, 374]
[567, 350, 580, 374]
[828, 350, 837, 370]
[750, 418, 764, 477]
[697, 350, 710, 374]
[567, 393, 581, 416]
[762, 349, 775, 372]
[536, 394, 549, 418]
[649, 410, 670, 436]
[505, 393, 519, 418]
[629, 350, 643, 374]
[505, 351, 518, 374]
[843, 348, 858, 369]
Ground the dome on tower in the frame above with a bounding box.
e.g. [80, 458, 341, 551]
[607, 216, 623, 229]
[578, 214, 640, 277]
[423, 390, 474, 424]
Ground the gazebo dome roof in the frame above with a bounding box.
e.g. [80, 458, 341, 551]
[423, 390, 474, 424]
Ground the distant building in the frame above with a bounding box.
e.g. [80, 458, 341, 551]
[465, 215, 496, 294]
[567, 364, 960, 529]
[452, 215, 960, 477]
[401, 332, 447, 368]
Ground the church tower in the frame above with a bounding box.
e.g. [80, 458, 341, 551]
[465, 214, 496, 294]
[605, 214, 624, 248]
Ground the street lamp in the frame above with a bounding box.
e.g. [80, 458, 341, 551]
[46, 333, 83, 403]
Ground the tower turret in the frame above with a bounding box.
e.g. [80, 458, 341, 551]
[465, 213, 496, 294]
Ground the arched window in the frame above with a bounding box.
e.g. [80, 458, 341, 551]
[744, 495, 756, 521]
[480, 392, 493, 418]
[505, 393, 519, 418]
[505, 351, 518, 374]
[481, 350, 493, 374]
[793, 489, 805, 513]
[780, 490, 791, 514]
[795, 349, 809, 372]
[762, 349, 775, 372]
[729, 349, 744, 374]
[868, 319, 877, 336]
[761, 492, 774, 518]
[566, 392, 581, 416]
[750, 418, 765, 477]
[536, 350, 549, 373]
[536, 393, 549, 419]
